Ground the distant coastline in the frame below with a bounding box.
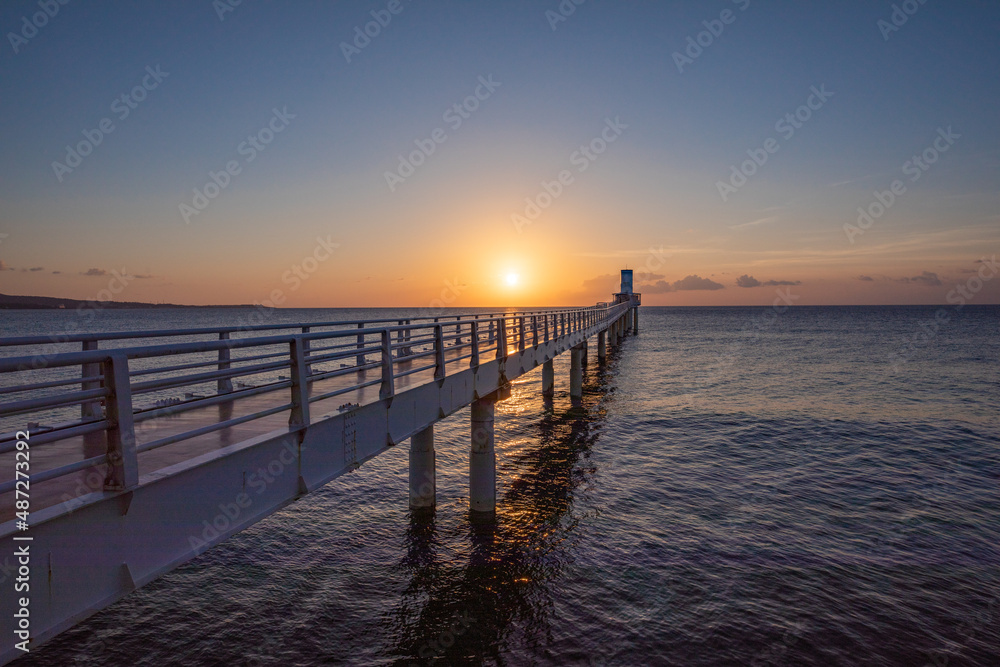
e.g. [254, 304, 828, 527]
[0, 293, 263, 310]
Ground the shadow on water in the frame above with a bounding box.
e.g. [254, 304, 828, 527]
[386, 345, 624, 664]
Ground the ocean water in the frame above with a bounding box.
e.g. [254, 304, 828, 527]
[6, 305, 1000, 666]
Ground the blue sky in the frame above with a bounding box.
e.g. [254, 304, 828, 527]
[1, 0, 998, 306]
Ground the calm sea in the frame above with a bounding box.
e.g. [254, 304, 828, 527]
[6, 305, 1000, 666]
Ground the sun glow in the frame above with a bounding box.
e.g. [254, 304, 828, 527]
[505, 272, 520, 287]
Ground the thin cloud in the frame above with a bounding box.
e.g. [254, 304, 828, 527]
[898, 271, 943, 287]
[857, 275, 875, 282]
[736, 274, 801, 287]
[28, 266, 43, 272]
[582, 274, 618, 292]
[82, 268, 108, 276]
[729, 216, 778, 231]
[642, 275, 725, 293]
[674, 275, 725, 291]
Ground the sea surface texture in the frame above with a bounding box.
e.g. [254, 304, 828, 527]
[4, 305, 999, 666]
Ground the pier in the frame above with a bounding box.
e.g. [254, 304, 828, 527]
[0, 273, 640, 663]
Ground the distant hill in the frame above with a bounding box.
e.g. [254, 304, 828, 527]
[0, 293, 261, 310]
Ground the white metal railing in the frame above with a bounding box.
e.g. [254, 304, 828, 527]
[0, 302, 634, 498]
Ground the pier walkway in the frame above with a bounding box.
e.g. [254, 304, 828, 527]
[0, 289, 640, 663]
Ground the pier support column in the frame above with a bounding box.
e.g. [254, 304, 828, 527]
[598, 330, 606, 360]
[570, 344, 584, 399]
[542, 358, 554, 397]
[632, 307, 638, 334]
[470, 397, 496, 514]
[409, 425, 435, 509]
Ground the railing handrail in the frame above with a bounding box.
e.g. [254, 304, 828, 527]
[0, 306, 605, 347]
[0, 306, 623, 372]
[0, 300, 636, 498]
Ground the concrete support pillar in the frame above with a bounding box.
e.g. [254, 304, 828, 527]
[570, 345, 584, 399]
[409, 425, 435, 509]
[470, 398, 496, 514]
[598, 330, 607, 360]
[632, 307, 639, 334]
[542, 358, 554, 397]
[581, 338, 588, 364]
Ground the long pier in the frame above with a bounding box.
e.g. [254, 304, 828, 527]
[0, 283, 640, 663]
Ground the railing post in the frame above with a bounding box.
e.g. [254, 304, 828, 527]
[496, 317, 508, 360]
[289, 337, 311, 429]
[455, 316, 463, 345]
[488, 318, 495, 344]
[301, 326, 311, 374]
[434, 324, 446, 380]
[379, 329, 395, 400]
[532, 315, 539, 347]
[469, 320, 481, 368]
[81, 340, 102, 419]
[518, 316, 526, 352]
[544, 314, 550, 343]
[356, 323, 366, 367]
[216, 332, 234, 394]
[402, 320, 412, 356]
[102, 352, 138, 492]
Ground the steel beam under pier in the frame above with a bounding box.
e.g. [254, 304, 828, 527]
[469, 396, 496, 514]
[409, 425, 435, 509]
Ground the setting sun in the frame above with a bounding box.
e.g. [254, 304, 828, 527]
[505, 272, 520, 287]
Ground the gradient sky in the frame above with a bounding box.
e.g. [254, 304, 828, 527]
[1, 0, 998, 307]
